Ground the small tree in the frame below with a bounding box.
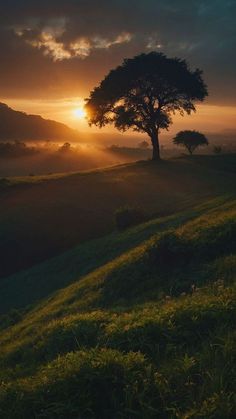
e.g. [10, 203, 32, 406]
[85, 52, 208, 160]
[173, 130, 208, 155]
[58, 142, 71, 153]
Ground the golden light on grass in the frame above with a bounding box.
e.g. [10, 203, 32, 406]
[73, 107, 87, 120]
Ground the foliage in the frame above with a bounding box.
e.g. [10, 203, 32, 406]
[173, 130, 209, 154]
[85, 52, 208, 160]
[57, 142, 71, 153]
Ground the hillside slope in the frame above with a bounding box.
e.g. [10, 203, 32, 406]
[0, 188, 235, 417]
[0, 102, 79, 142]
[1, 154, 236, 279]
[0, 195, 231, 316]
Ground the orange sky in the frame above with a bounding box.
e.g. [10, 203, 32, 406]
[1, 0, 236, 141]
[3, 97, 236, 136]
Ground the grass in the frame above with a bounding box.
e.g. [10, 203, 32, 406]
[0, 154, 236, 279]
[1, 196, 229, 315]
[0, 287, 235, 418]
[0, 155, 235, 418]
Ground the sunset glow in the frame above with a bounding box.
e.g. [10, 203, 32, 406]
[3, 99, 236, 134]
[73, 107, 87, 120]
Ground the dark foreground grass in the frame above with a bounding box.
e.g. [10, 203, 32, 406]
[0, 288, 235, 418]
[0, 195, 236, 418]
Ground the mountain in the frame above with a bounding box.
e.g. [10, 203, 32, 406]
[0, 102, 152, 148]
[0, 102, 79, 142]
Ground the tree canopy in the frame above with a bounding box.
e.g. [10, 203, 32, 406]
[173, 130, 209, 154]
[85, 52, 208, 160]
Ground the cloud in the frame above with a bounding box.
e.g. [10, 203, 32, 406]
[146, 36, 163, 50]
[0, 0, 235, 104]
[69, 33, 132, 59]
[28, 32, 71, 61]
[92, 32, 132, 50]
[15, 24, 132, 61]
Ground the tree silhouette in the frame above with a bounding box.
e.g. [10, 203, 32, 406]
[58, 142, 71, 153]
[173, 130, 209, 154]
[85, 52, 208, 160]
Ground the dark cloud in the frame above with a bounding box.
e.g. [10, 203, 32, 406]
[0, 0, 235, 104]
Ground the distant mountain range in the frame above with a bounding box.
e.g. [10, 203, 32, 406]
[0, 103, 80, 142]
[0, 102, 146, 146]
[0, 102, 235, 148]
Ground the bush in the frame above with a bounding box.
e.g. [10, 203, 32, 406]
[115, 206, 146, 231]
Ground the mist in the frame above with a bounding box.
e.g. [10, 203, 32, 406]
[0, 141, 152, 177]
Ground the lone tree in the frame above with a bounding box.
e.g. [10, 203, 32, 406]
[85, 52, 208, 160]
[173, 130, 209, 154]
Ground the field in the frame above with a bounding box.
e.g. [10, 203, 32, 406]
[0, 154, 235, 418]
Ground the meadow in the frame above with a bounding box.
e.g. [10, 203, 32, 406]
[0, 154, 235, 418]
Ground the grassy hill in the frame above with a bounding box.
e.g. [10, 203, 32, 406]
[1, 154, 236, 279]
[0, 155, 235, 418]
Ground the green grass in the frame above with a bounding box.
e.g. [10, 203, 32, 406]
[1, 196, 229, 315]
[0, 155, 235, 418]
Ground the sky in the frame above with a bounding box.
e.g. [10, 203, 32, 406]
[0, 0, 236, 134]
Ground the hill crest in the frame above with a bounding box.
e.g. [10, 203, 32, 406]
[0, 102, 79, 142]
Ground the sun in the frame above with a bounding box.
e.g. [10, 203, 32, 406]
[73, 107, 87, 120]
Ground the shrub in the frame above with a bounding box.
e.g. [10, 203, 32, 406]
[115, 206, 146, 231]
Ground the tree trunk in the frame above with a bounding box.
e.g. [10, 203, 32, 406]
[150, 130, 161, 161]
